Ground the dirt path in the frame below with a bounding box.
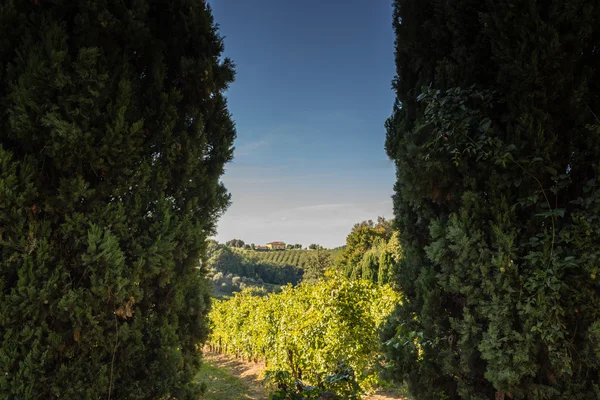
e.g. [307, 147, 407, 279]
[203, 352, 269, 400]
[201, 350, 406, 400]
[367, 391, 408, 400]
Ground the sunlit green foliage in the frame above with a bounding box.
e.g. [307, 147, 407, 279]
[337, 219, 391, 273]
[208, 274, 400, 394]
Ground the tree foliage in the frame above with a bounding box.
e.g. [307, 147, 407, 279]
[211, 271, 280, 298]
[0, 1, 235, 398]
[337, 218, 400, 285]
[385, 0, 600, 398]
[302, 251, 333, 284]
[338, 218, 392, 271]
[226, 239, 245, 248]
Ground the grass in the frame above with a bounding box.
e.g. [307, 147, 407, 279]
[196, 353, 267, 400]
[197, 351, 408, 400]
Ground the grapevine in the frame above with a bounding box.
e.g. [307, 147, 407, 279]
[208, 273, 400, 392]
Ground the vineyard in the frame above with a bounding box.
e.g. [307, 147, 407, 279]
[208, 273, 400, 395]
[235, 248, 343, 269]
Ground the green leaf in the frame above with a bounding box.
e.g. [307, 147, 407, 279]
[479, 118, 491, 133]
[535, 209, 566, 218]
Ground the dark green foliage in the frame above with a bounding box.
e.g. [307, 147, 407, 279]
[377, 251, 394, 286]
[360, 251, 379, 283]
[210, 271, 281, 298]
[385, 0, 600, 398]
[206, 239, 222, 259]
[0, 1, 235, 398]
[226, 238, 245, 248]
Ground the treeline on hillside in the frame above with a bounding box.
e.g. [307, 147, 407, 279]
[225, 238, 305, 250]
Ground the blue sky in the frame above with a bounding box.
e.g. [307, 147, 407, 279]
[209, 0, 396, 248]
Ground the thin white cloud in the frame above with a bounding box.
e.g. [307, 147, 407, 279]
[284, 203, 354, 212]
[234, 137, 272, 157]
[233, 126, 296, 158]
[222, 176, 283, 184]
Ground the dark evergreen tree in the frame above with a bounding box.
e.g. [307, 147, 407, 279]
[0, 1, 235, 398]
[385, 0, 600, 398]
[377, 251, 394, 286]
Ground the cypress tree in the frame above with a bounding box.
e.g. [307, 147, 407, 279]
[385, 0, 600, 398]
[361, 250, 379, 283]
[0, 1, 235, 398]
[377, 251, 393, 286]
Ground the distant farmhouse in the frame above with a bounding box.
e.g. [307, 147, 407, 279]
[266, 241, 286, 250]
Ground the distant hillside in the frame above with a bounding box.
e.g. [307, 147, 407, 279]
[206, 246, 344, 297]
[234, 247, 344, 269]
[206, 246, 301, 297]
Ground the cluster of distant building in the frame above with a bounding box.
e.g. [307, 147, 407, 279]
[224, 239, 311, 251]
[255, 241, 286, 250]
